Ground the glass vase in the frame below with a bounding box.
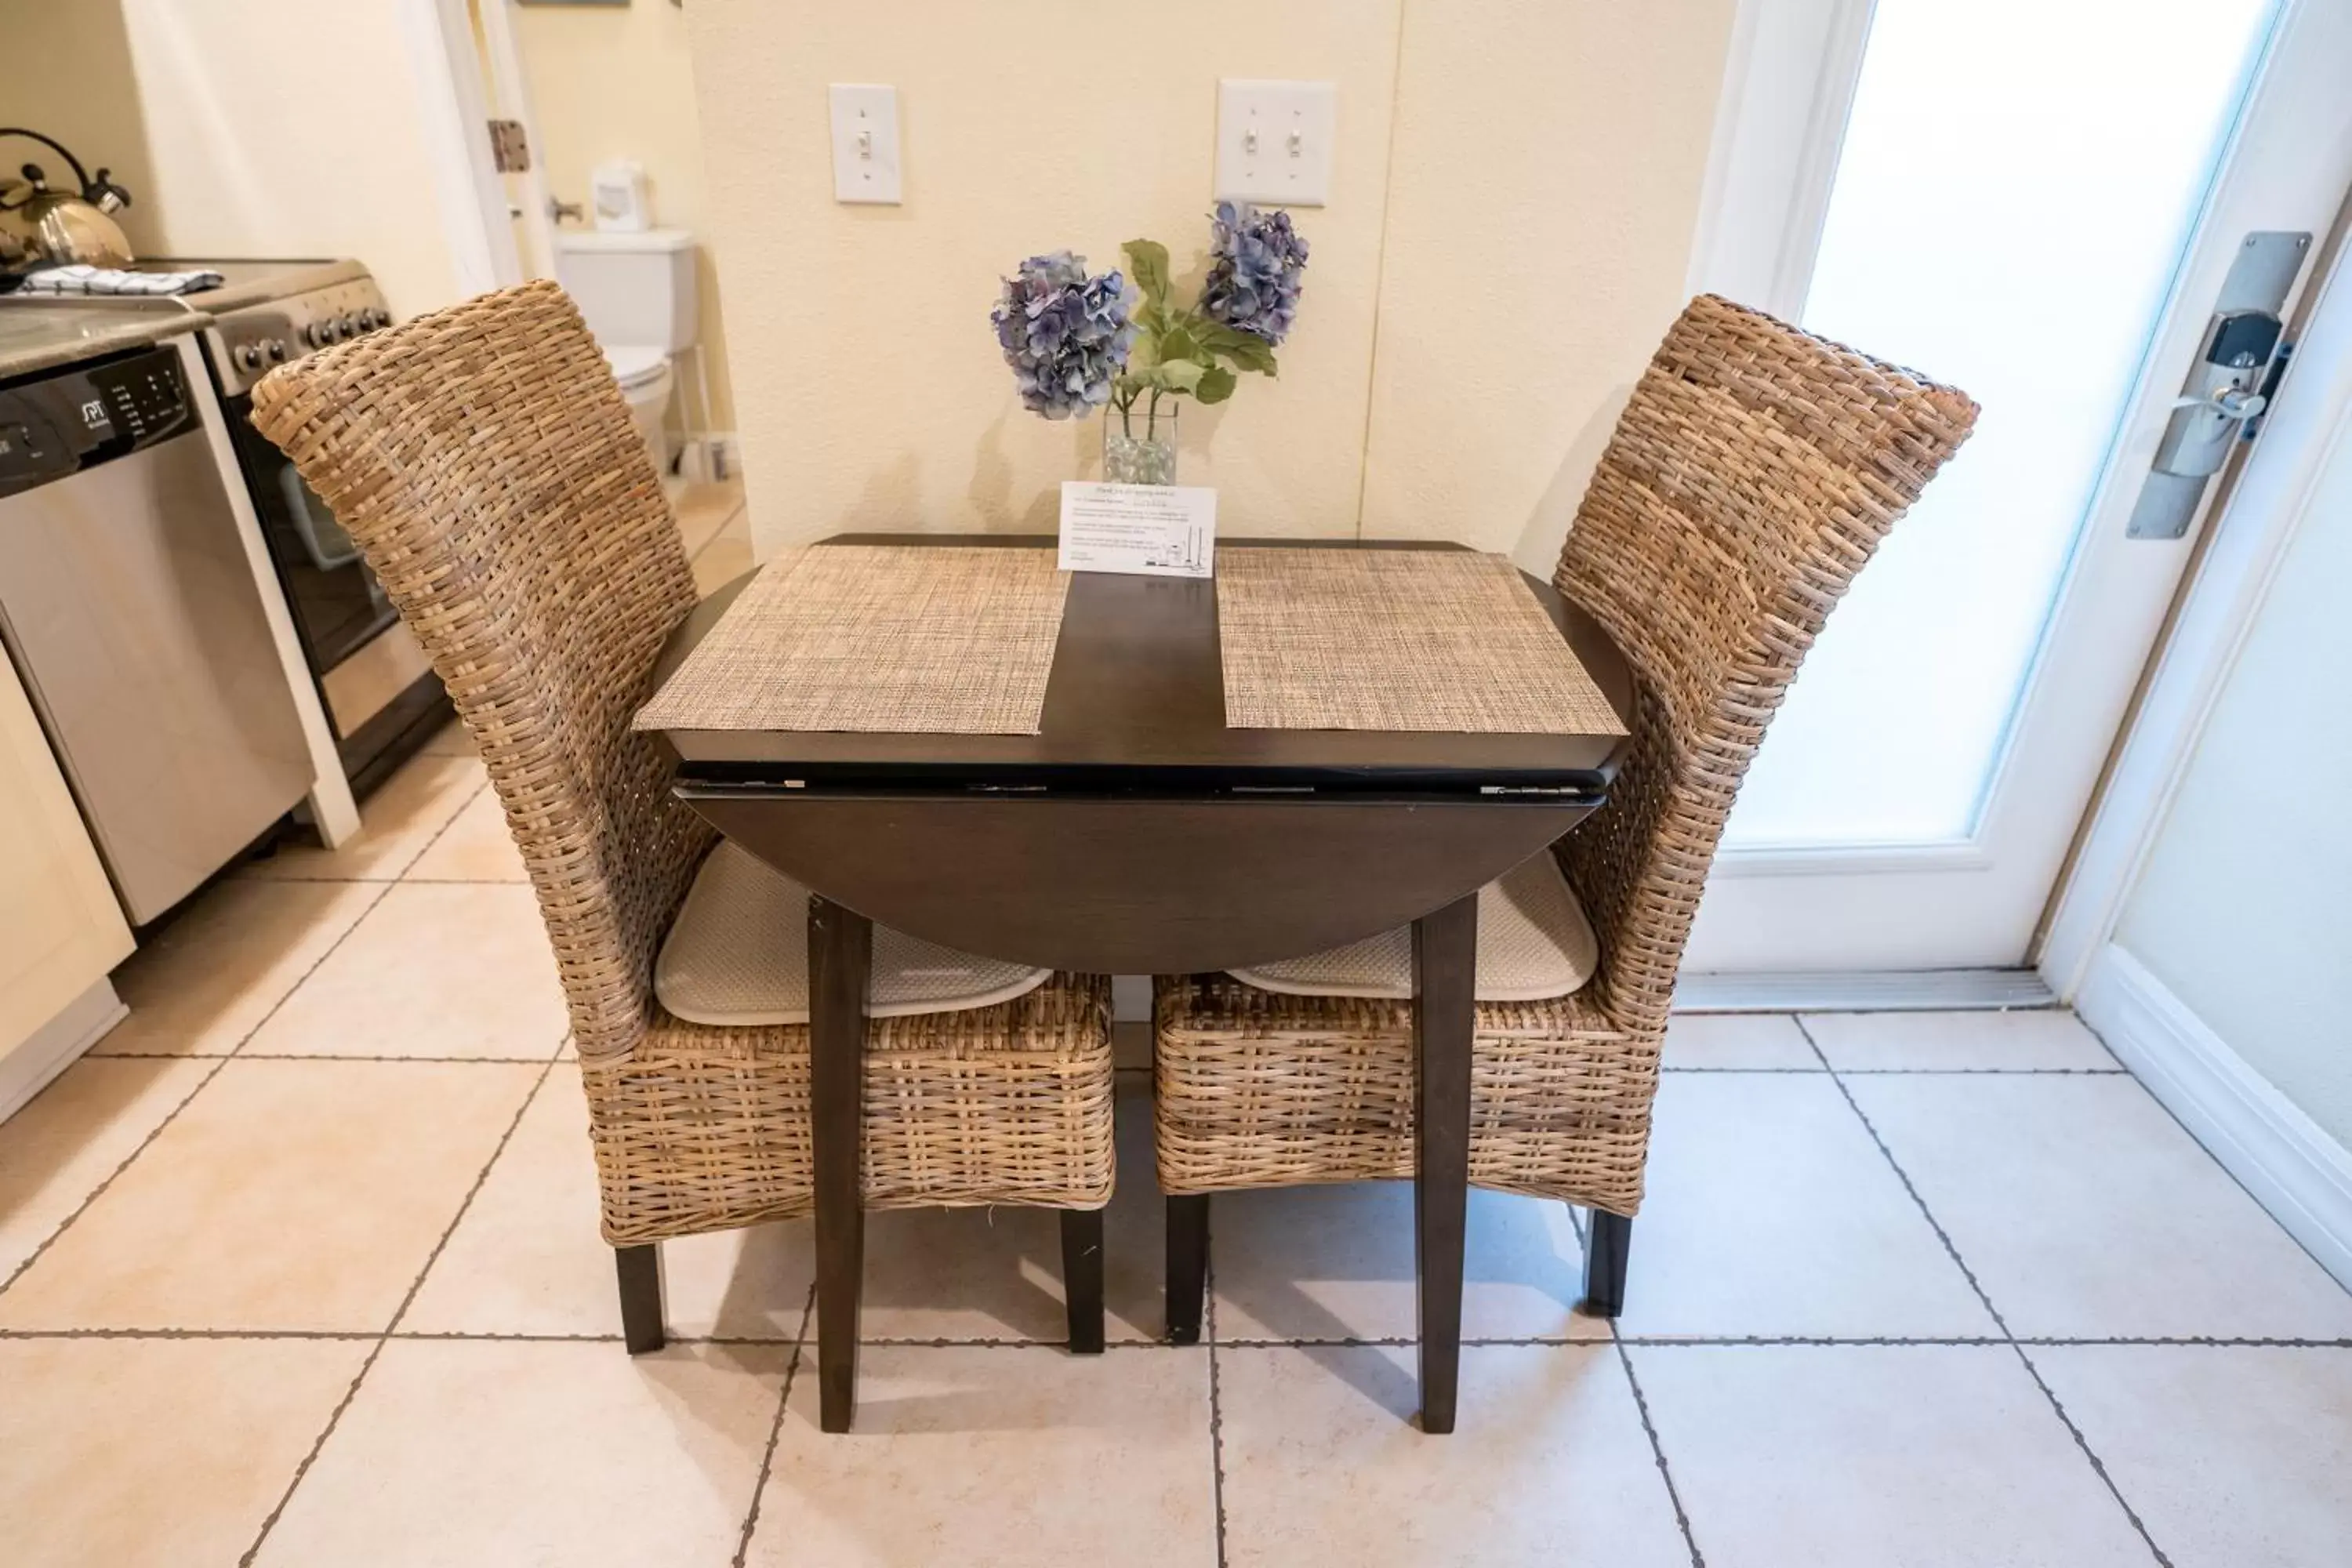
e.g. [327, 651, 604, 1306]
[1103, 400, 1178, 485]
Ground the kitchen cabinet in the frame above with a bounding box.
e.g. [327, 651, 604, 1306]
[0, 651, 132, 1094]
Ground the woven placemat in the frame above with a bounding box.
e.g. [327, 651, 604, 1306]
[1218, 547, 1627, 734]
[635, 545, 1070, 735]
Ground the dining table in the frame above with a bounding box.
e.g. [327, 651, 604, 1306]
[645, 532, 1635, 1434]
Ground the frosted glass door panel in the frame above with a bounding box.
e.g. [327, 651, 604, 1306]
[1723, 0, 2276, 848]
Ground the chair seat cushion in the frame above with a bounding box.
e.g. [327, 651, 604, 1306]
[1225, 851, 1596, 1002]
[654, 844, 1051, 1025]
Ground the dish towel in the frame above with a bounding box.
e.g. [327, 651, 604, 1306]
[15, 264, 226, 297]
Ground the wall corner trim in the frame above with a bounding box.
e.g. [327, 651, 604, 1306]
[0, 978, 128, 1127]
[2079, 943, 2352, 1294]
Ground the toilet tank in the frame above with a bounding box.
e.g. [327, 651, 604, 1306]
[552, 229, 699, 353]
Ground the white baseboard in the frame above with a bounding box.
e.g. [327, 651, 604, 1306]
[0, 978, 129, 1126]
[2078, 944, 2352, 1293]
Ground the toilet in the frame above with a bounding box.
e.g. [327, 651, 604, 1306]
[552, 228, 698, 474]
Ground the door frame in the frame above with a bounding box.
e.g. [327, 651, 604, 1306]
[1678, 0, 2352, 975]
[399, 0, 528, 296]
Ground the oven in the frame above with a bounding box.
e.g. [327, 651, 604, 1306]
[197, 269, 448, 795]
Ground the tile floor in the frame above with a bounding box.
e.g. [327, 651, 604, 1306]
[4, 492, 2350, 1563]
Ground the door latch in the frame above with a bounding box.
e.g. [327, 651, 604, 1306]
[2127, 230, 2310, 539]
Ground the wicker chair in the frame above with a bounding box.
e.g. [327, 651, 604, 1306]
[1154, 295, 1978, 1343]
[249, 281, 1116, 1396]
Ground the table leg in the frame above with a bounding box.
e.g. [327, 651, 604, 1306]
[808, 895, 872, 1434]
[1412, 891, 1478, 1436]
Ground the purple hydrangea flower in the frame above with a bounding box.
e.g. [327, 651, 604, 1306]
[990, 250, 1138, 419]
[1198, 201, 1308, 346]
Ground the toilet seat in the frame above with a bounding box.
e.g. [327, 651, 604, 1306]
[602, 344, 671, 393]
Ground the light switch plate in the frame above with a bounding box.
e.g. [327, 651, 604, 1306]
[1214, 80, 1335, 207]
[828, 83, 901, 205]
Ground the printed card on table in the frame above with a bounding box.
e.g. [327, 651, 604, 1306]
[1057, 481, 1218, 579]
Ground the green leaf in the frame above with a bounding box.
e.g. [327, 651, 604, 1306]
[1122, 238, 1171, 310]
[1157, 358, 1206, 393]
[1158, 325, 1197, 364]
[1228, 338, 1279, 376]
[1195, 365, 1237, 405]
[1192, 319, 1278, 375]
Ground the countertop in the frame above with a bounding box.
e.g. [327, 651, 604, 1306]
[0, 301, 211, 381]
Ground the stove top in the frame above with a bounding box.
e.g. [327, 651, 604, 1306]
[5, 256, 388, 395]
[2, 258, 370, 317]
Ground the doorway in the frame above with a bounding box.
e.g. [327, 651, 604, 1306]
[1682, 0, 2352, 977]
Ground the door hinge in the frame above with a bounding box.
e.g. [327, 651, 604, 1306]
[488, 119, 531, 175]
[2126, 230, 2310, 540]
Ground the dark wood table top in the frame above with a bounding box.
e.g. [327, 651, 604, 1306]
[653, 534, 1635, 796]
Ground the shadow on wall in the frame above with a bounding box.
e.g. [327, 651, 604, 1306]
[2, 0, 163, 257]
[966, 408, 1066, 533]
[1512, 383, 1635, 575]
[842, 452, 921, 535]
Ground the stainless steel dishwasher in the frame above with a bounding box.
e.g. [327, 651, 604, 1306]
[0, 341, 310, 923]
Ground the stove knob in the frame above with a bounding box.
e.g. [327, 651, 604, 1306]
[304, 322, 330, 348]
[343, 314, 365, 339]
[267, 338, 289, 363]
[371, 308, 391, 329]
[236, 343, 265, 372]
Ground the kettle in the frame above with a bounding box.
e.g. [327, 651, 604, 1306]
[0, 128, 135, 274]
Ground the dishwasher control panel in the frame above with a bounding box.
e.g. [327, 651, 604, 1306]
[0, 346, 195, 499]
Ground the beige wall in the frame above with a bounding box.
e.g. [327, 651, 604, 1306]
[684, 0, 1736, 562]
[509, 0, 737, 430]
[4, 0, 470, 321]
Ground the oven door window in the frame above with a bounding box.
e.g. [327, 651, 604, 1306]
[236, 415, 399, 670]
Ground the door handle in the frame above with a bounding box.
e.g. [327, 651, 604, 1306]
[2127, 230, 2309, 539]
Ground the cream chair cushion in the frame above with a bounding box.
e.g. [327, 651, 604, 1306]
[655, 844, 1051, 1025]
[1227, 851, 1597, 1001]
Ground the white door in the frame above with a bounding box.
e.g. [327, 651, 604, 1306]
[1681, 0, 2352, 974]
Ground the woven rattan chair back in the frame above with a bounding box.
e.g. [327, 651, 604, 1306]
[250, 278, 713, 1060]
[1552, 294, 1978, 1033]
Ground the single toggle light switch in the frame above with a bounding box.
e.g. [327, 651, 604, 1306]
[829, 84, 902, 204]
[1215, 80, 1334, 207]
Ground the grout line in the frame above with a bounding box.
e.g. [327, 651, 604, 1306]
[1206, 1251, 1229, 1568]
[1792, 1020, 2011, 1332]
[3, 1323, 2346, 1349]
[82, 1053, 565, 1065]
[732, 1282, 817, 1568]
[2009, 1341, 2178, 1568]
[1794, 1017, 2176, 1568]
[234, 875, 520, 887]
[1657, 1065, 2126, 1075]
[0, 880, 402, 1301]
[831, 1334, 1171, 1349]
[385, 776, 495, 882]
[1828, 1066, 2129, 1076]
[239, 1052, 556, 1566]
[1611, 1331, 1708, 1568]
